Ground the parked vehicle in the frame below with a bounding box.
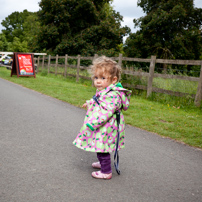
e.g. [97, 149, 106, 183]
[0, 55, 2, 64]
[1, 56, 12, 65]
[3, 57, 13, 65]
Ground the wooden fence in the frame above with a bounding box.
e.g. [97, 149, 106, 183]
[34, 54, 202, 107]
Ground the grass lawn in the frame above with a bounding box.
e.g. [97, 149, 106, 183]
[1, 66, 202, 149]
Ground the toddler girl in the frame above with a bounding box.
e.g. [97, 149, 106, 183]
[73, 56, 132, 179]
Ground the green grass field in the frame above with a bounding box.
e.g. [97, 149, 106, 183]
[1, 66, 202, 149]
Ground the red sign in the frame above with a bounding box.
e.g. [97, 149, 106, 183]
[11, 53, 36, 78]
[18, 54, 34, 75]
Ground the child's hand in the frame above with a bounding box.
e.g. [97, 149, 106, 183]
[82, 103, 87, 108]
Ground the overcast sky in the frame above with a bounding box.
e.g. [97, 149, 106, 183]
[0, 0, 202, 34]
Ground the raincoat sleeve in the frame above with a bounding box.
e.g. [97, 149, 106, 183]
[86, 92, 121, 131]
[86, 98, 94, 108]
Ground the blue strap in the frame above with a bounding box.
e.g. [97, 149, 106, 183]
[92, 94, 121, 175]
[93, 95, 100, 105]
[114, 111, 121, 175]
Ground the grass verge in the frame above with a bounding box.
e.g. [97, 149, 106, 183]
[1, 67, 202, 149]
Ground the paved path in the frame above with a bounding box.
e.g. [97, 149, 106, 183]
[0, 78, 202, 202]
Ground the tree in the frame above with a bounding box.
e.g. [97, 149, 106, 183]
[124, 0, 202, 62]
[0, 33, 8, 51]
[37, 0, 130, 56]
[7, 37, 28, 52]
[1, 10, 41, 52]
[1, 10, 31, 43]
[23, 13, 41, 52]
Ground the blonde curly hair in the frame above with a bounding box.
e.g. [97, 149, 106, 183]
[90, 56, 121, 81]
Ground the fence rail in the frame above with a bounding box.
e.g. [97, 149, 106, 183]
[34, 54, 202, 107]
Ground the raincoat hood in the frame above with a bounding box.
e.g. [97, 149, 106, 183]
[95, 82, 132, 111]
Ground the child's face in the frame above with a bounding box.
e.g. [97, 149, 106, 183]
[94, 71, 117, 91]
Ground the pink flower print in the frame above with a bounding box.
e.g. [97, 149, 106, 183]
[108, 137, 113, 144]
[126, 100, 129, 107]
[92, 140, 95, 146]
[77, 135, 83, 144]
[107, 103, 113, 110]
[119, 125, 122, 131]
[84, 130, 91, 137]
[100, 115, 107, 123]
[109, 118, 114, 125]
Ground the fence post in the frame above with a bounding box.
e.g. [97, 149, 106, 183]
[118, 53, 122, 68]
[42, 55, 45, 71]
[37, 56, 40, 73]
[55, 54, 58, 75]
[194, 61, 202, 107]
[147, 55, 156, 98]
[64, 54, 68, 78]
[48, 55, 51, 74]
[76, 55, 81, 82]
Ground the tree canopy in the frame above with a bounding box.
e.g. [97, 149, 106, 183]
[0, 33, 8, 51]
[1, 10, 40, 52]
[124, 0, 202, 60]
[37, 0, 130, 56]
[1, 10, 31, 43]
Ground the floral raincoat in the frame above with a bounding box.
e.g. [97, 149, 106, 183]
[73, 83, 132, 153]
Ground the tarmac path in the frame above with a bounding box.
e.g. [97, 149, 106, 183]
[0, 77, 202, 202]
